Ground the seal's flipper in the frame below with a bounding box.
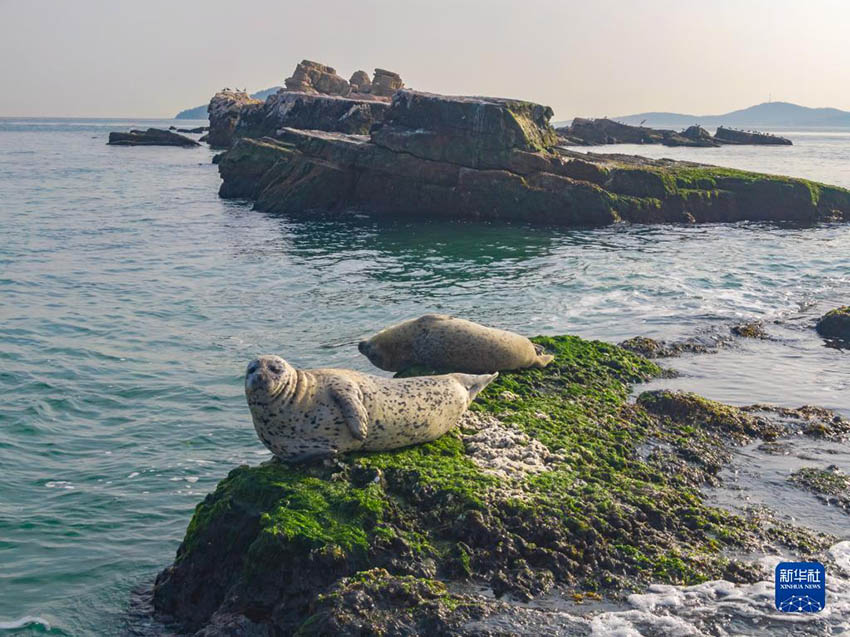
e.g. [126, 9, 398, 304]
[331, 384, 369, 441]
[454, 372, 498, 403]
[533, 354, 555, 368]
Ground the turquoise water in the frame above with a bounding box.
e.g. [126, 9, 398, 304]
[0, 120, 848, 635]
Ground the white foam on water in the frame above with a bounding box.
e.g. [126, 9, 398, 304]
[0, 616, 51, 631]
[582, 542, 850, 636]
[44, 481, 73, 489]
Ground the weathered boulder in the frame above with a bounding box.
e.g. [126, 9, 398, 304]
[370, 68, 404, 97]
[151, 334, 838, 635]
[207, 89, 263, 148]
[715, 126, 792, 145]
[349, 70, 371, 93]
[284, 59, 351, 97]
[816, 306, 850, 340]
[107, 128, 200, 147]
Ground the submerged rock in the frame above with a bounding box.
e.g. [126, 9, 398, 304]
[816, 306, 850, 341]
[107, 128, 200, 147]
[213, 90, 850, 226]
[730, 320, 768, 339]
[790, 466, 850, 514]
[152, 334, 835, 634]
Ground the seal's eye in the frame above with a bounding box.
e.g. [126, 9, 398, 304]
[269, 363, 283, 375]
[247, 362, 259, 374]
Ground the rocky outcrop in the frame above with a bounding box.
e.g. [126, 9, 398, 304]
[715, 126, 792, 145]
[107, 128, 200, 147]
[816, 306, 850, 341]
[282, 60, 404, 101]
[214, 90, 850, 225]
[206, 89, 390, 149]
[207, 89, 263, 148]
[151, 333, 842, 635]
[558, 118, 790, 148]
[205, 62, 404, 148]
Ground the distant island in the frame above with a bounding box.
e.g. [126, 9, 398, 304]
[612, 101, 850, 129]
[174, 87, 281, 119]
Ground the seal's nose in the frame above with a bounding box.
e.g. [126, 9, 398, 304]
[358, 341, 369, 355]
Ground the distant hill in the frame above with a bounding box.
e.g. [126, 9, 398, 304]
[175, 87, 281, 120]
[613, 102, 850, 129]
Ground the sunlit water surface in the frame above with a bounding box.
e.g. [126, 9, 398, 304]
[0, 120, 848, 635]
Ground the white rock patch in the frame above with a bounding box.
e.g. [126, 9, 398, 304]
[459, 411, 567, 479]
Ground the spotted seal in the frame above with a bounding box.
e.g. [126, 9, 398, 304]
[245, 355, 497, 461]
[358, 314, 554, 374]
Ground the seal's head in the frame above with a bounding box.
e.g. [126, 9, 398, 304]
[358, 328, 415, 372]
[245, 355, 291, 403]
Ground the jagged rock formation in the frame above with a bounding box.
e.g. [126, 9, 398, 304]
[558, 118, 791, 147]
[715, 126, 793, 145]
[214, 90, 850, 225]
[107, 128, 199, 147]
[205, 62, 404, 148]
[207, 90, 263, 148]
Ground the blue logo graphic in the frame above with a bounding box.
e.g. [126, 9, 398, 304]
[775, 562, 825, 613]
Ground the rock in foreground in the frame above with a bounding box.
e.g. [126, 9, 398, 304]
[107, 128, 200, 147]
[215, 90, 850, 226]
[152, 334, 840, 635]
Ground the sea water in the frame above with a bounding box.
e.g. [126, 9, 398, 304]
[0, 119, 848, 634]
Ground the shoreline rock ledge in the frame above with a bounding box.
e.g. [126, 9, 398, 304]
[150, 335, 846, 635]
[214, 89, 850, 227]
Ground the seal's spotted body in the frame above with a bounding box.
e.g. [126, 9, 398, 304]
[358, 314, 554, 374]
[245, 355, 497, 461]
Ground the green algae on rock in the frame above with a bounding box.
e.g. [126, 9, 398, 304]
[790, 466, 850, 515]
[152, 335, 836, 634]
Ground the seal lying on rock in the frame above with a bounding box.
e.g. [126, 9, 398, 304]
[358, 314, 554, 373]
[245, 355, 497, 461]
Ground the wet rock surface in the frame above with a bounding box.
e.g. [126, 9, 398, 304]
[107, 128, 200, 147]
[790, 466, 850, 514]
[816, 306, 850, 342]
[150, 335, 837, 635]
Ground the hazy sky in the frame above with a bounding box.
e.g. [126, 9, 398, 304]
[1, 0, 849, 119]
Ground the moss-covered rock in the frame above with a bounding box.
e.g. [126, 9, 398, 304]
[152, 335, 836, 634]
[816, 306, 850, 341]
[790, 466, 850, 515]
